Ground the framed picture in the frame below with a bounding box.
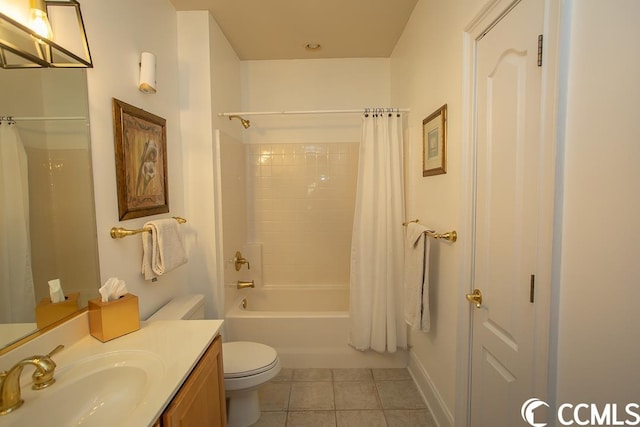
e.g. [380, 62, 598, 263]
[112, 98, 169, 220]
[422, 104, 447, 177]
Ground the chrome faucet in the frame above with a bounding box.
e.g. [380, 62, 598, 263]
[0, 344, 64, 415]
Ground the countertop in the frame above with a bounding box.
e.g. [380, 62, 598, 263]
[0, 319, 224, 427]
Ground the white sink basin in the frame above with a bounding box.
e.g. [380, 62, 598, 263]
[1, 350, 164, 427]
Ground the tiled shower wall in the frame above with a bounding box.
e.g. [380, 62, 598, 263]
[247, 142, 359, 287]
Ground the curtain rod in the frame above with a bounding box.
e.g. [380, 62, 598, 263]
[0, 116, 87, 121]
[218, 108, 410, 117]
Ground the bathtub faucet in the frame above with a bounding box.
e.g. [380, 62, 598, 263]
[234, 251, 251, 271]
[237, 280, 255, 290]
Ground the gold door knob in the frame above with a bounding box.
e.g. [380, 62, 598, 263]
[466, 289, 482, 308]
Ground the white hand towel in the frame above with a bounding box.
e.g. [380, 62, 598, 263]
[403, 223, 433, 332]
[141, 218, 188, 281]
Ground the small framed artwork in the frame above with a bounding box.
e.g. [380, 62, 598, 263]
[112, 98, 169, 220]
[422, 104, 447, 177]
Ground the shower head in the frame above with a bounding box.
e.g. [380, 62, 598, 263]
[229, 115, 251, 129]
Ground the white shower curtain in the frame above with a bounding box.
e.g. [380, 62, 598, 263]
[349, 111, 407, 353]
[0, 122, 36, 323]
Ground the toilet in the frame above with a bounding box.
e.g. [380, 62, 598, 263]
[148, 294, 281, 427]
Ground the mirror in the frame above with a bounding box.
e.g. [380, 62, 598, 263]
[0, 68, 100, 349]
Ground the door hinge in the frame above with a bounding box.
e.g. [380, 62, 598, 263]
[530, 275, 535, 303]
[537, 35, 543, 67]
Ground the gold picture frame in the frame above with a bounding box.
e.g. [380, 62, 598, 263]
[112, 98, 169, 220]
[422, 104, 447, 177]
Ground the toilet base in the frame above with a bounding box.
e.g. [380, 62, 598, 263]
[227, 389, 260, 427]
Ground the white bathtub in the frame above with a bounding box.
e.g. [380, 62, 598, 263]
[224, 287, 408, 368]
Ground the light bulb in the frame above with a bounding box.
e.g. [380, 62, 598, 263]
[29, 0, 53, 40]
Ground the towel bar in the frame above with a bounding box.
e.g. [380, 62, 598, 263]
[110, 217, 187, 239]
[402, 219, 457, 242]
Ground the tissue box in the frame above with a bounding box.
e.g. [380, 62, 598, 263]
[88, 293, 140, 342]
[35, 292, 81, 328]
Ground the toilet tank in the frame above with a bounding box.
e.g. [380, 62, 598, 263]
[147, 294, 205, 320]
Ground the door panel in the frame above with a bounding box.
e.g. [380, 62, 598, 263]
[470, 0, 544, 425]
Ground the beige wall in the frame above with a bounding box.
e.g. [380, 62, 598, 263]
[554, 0, 640, 406]
[390, 0, 486, 420]
[177, 11, 242, 318]
[82, 0, 188, 318]
[240, 58, 391, 144]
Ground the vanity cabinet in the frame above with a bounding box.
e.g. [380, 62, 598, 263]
[158, 335, 226, 426]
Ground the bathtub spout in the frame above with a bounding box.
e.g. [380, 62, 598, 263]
[237, 280, 255, 290]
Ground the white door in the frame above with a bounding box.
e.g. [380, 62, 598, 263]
[469, 0, 546, 425]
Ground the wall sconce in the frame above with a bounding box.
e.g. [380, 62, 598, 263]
[139, 51, 156, 94]
[0, 0, 93, 68]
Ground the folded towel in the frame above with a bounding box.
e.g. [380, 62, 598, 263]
[404, 223, 433, 332]
[141, 218, 188, 281]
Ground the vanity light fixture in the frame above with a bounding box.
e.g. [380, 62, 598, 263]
[139, 51, 156, 94]
[0, 0, 93, 68]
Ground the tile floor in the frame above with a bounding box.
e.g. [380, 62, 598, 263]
[250, 368, 437, 427]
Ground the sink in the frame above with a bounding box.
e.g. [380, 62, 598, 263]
[0, 350, 164, 427]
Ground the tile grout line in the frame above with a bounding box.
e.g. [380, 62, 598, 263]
[331, 369, 337, 425]
[285, 372, 293, 426]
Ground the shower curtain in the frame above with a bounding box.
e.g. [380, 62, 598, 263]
[0, 122, 36, 323]
[349, 111, 407, 353]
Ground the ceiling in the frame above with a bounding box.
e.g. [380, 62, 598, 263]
[169, 0, 419, 60]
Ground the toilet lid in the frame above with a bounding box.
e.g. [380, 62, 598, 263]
[222, 341, 279, 378]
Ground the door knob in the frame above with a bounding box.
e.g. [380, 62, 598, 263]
[466, 289, 482, 308]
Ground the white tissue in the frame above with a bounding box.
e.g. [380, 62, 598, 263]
[48, 279, 65, 303]
[99, 277, 128, 303]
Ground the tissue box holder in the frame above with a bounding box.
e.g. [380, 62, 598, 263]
[88, 293, 140, 342]
[35, 292, 80, 328]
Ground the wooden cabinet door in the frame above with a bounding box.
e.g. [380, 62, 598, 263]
[162, 335, 226, 427]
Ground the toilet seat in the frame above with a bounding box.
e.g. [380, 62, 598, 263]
[223, 341, 279, 379]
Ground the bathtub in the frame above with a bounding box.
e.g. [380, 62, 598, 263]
[224, 287, 408, 368]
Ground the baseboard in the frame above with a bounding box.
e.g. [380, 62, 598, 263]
[407, 350, 454, 427]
